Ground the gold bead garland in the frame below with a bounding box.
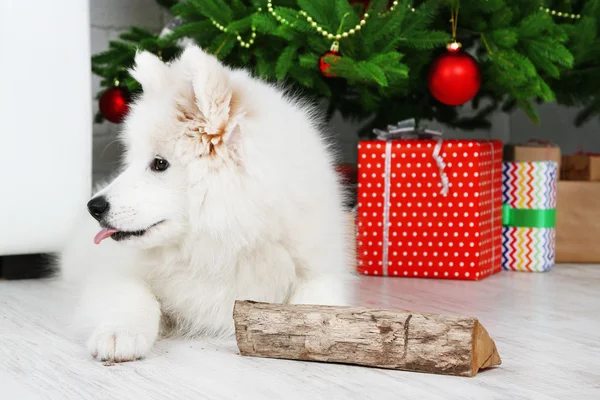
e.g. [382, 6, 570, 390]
[383, 1, 417, 16]
[539, 6, 580, 19]
[207, 3, 579, 51]
[299, 9, 369, 41]
[266, 1, 295, 27]
[266, 0, 414, 41]
[266, 0, 389, 41]
[210, 18, 257, 48]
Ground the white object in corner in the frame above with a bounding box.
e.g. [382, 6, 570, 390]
[0, 0, 92, 255]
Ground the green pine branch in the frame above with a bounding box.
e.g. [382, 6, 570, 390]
[89, 0, 600, 132]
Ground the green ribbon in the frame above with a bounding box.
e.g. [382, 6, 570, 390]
[502, 204, 556, 228]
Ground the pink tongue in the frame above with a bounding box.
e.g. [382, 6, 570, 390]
[94, 228, 119, 245]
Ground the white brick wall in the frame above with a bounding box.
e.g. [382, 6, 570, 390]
[90, 0, 167, 184]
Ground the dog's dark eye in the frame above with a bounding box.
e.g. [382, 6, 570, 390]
[151, 157, 169, 172]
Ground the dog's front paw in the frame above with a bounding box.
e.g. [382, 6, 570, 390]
[87, 326, 154, 363]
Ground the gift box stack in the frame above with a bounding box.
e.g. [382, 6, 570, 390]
[506, 142, 600, 264]
[502, 142, 560, 271]
[355, 121, 503, 281]
[353, 125, 600, 276]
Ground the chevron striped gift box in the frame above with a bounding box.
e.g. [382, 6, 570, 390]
[501, 161, 558, 272]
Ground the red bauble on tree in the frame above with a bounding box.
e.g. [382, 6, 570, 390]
[427, 43, 481, 106]
[319, 49, 340, 78]
[348, 1, 393, 11]
[349, 0, 369, 6]
[99, 87, 130, 123]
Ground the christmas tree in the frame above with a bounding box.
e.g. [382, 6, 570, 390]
[92, 0, 600, 135]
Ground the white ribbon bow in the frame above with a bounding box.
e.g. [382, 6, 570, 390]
[373, 119, 449, 197]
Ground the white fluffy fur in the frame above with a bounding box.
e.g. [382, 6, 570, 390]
[59, 45, 353, 363]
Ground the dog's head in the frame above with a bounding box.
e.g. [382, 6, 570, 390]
[89, 45, 250, 248]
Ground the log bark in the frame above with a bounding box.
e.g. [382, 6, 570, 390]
[233, 301, 501, 377]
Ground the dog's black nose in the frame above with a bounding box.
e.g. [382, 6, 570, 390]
[87, 196, 109, 220]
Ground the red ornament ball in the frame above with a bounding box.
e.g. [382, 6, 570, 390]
[349, 0, 369, 5]
[427, 46, 481, 106]
[319, 50, 340, 78]
[348, 1, 393, 11]
[99, 87, 130, 123]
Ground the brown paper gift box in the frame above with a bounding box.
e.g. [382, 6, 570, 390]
[504, 144, 561, 168]
[556, 181, 600, 263]
[560, 155, 600, 181]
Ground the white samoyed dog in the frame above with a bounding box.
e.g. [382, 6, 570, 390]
[59, 45, 353, 363]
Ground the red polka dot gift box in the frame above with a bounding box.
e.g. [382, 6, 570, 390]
[356, 138, 503, 280]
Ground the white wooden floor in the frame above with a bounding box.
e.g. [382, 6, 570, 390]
[1, 265, 599, 400]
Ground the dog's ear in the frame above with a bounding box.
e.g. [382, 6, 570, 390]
[178, 45, 244, 147]
[129, 51, 169, 93]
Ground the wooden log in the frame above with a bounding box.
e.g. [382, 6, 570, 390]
[233, 301, 501, 377]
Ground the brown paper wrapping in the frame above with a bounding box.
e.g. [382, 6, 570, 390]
[556, 181, 600, 263]
[505, 144, 561, 169]
[561, 155, 600, 181]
